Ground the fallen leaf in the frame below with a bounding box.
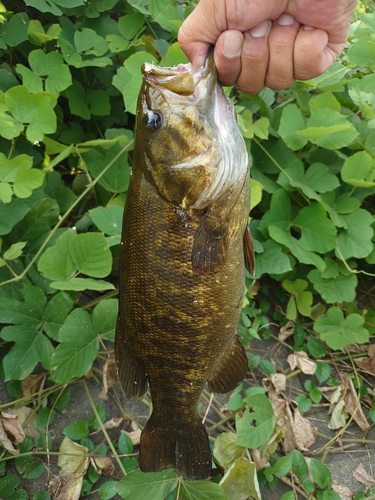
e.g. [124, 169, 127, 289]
[263, 374, 286, 394]
[342, 377, 370, 431]
[279, 321, 294, 341]
[91, 456, 115, 475]
[122, 421, 141, 446]
[293, 409, 316, 451]
[21, 372, 47, 402]
[355, 344, 375, 375]
[6, 406, 40, 440]
[287, 351, 317, 375]
[0, 410, 25, 454]
[50, 437, 90, 500]
[220, 456, 261, 500]
[328, 400, 347, 430]
[353, 464, 375, 488]
[249, 448, 269, 471]
[332, 480, 353, 500]
[99, 356, 118, 400]
[103, 417, 123, 430]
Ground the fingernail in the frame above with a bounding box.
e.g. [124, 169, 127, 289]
[303, 25, 314, 30]
[277, 13, 295, 26]
[250, 20, 272, 38]
[223, 34, 243, 58]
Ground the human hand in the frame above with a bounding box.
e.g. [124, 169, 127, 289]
[178, 0, 357, 93]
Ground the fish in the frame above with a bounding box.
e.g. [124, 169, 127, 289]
[114, 49, 255, 480]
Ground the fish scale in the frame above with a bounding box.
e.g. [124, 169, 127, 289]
[115, 50, 254, 479]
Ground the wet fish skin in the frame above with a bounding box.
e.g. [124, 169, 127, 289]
[115, 51, 254, 480]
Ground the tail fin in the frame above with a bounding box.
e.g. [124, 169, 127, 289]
[139, 416, 211, 479]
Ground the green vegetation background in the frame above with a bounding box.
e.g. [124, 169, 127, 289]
[0, 0, 374, 499]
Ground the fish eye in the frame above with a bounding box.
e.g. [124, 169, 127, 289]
[145, 110, 162, 132]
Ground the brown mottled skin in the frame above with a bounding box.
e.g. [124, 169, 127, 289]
[115, 53, 253, 479]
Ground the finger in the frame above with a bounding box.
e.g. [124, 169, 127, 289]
[266, 13, 301, 90]
[293, 26, 344, 80]
[236, 20, 272, 94]
[214, 30, 244, 86]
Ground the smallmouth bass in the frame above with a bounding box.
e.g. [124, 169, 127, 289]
[115, 51, 254, 480]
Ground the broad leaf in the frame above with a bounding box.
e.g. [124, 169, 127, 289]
[180, 480, 228, 500]
[92, 299, 118, 341]
[292, 202, 336, 253]
[336, 209, 374, 259]
[314, 307, 369, 350]
[278, 104, 307, 150]
[236, 394, 275, 448]
[1, 325, 53, 380]
[220, 457, 261, 500]
[50, 308, 99, 383]
[69, 233, 112, 277]
[115, 469, 178, 500]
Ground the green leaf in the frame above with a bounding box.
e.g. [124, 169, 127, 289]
[291, 450, 308, 480]
[3, 242, 27, 261]
[309, 458, 332, 489]
[1, 326, 53, 380]
[51, 278, 115, 291]
[118, 432, 134, 455]
[0, 111, 24, 140]
[254, 240, 292, 278]
[315, 362, 331, 384]
[296, 109, 358, 149]
[25, 0, 63, 15]
[23, 460, 45, 479]
[69, 233, 112, 278]
[347, 37, 375, 67]
[341, 151, 375, 188]
[92, 299, 118, 341]
[180, 480, 228, 500]
[336, 209, 374, 259]
[38, 229, 76, 281]
[14, 165, 44, 198]
[278, 104, 307, 150]
[309, 93, 341, 113]
[295, 394, 312, 413]
[220, 457, 261, 500]
[258, 189, 291, 236]
[90, 205, 123, 236]
[0, 285, 46, 326]
[292, 202, 336, 253]
[2, 13, 29, 47]
[86, 143, 131, 193]
[112, 52, 155, 115]
[50, 308, 99, 383]
[5, 86, 57, 142]
[314, 307, 369, 350]
[33, 491, 51, 500]
[63, 420, 90, 440]
[50, 387, 71, 410]
[86, 90, 111, 116]
[280, 492, 295, 500]
[0, 198, 29, 235]
[118, 13, 145, 40]
[43, 292, 75, 341]
[0, 475, 20, 497]
[269, 225, 325, 271]
[307, 338, 326, 358]
[236, 394, 276, 448]
[303, 62, 349, 89]
[273, 455, 292, 476]
[98, 481, 119, 500]
[160, 42, 188, 67]
[213, 432, 244, 470]
[308, 269, 357, 304]
[115, 469, 178, 500]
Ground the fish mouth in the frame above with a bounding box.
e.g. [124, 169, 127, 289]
[141, 48, 216, 98]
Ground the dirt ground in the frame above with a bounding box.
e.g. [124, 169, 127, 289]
[2, 335, 375, 500]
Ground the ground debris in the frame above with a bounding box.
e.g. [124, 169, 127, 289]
[353, 463, 375, 488]
[287, 351, 317, 375]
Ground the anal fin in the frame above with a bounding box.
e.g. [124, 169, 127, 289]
[207, 336, 248, 393]
[114, 316, 148, 399]
[243, 226, 255, 276]
[139, 415, 211, 480]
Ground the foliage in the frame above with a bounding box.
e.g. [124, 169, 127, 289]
[0, 0, 374, 499]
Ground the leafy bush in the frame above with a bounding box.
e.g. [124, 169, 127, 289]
[0, 0, 374, 499]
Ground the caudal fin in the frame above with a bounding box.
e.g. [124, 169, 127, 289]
[139, 416, 211, 479]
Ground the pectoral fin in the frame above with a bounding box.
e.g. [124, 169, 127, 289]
[191, 213, 228, 274]
[243, 226, 255, 276]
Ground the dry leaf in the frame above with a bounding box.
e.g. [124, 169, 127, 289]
[91, 456, 115, 476]
[293, 409, 316, 451]
[353, 464, 375, 488]
[122, 421, 141, 446]
[0, 410, 25, 454]
[6, 406, 40, 440]
[320, 386, 342, 407]
[50, 437, 90, 500]
[355, 344, 375, 375]
[99, 356, 118, 400]
[262, 373, 286, 395]
[21, 372, 47, 402]
[279, 321, 294, 341]
[342, 377, 370, 431]
[249, 449, 269, 471]
[287, 351, 317, 375]
[103, 417, 123, 430]
[328, 400, 347, 430]
[332, 480, 353, 500]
